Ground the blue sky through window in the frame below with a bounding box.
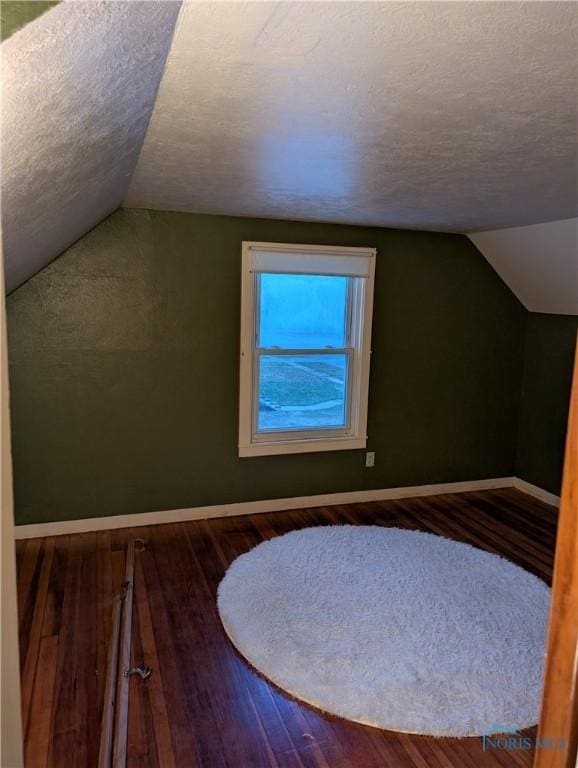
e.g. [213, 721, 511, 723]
[258, 274, 348, 349]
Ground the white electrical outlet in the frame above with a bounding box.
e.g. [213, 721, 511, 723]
[365, 451, 375, 468]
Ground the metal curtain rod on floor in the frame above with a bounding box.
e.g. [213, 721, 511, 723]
[98, 539, 150, 768]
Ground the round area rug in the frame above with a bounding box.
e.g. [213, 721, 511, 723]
[217, 525, 551, 737]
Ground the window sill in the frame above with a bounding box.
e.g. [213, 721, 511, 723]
[239, 436, 367, 457]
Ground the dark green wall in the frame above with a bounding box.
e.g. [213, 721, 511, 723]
[0, 1, 58, 41]
[7, 209, 527, 525]
[516, 313, 578, 494]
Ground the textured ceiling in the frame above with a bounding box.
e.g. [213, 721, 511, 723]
[2, 1, 577, 314]
[469, 218, 578, 315]
[1, 0, 181, 292]
[126, 1, 578, 233]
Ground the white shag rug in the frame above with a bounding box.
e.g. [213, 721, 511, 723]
[217, 525, 551, 737]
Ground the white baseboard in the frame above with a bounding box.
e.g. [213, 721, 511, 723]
[13, 477, 560, 541]
[14, 477, 522, 540]
[511, 477, 561, 508]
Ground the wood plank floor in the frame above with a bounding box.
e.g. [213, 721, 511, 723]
[16, 488, 557, 768]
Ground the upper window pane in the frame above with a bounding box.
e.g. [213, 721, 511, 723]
[258, 274, 348, 349]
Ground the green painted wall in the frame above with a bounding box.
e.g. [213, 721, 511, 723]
[7, 209, 527, 525]
[0, 1, 58, 41]
[516, 313, 578, 495]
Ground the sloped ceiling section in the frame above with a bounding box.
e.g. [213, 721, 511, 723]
[1, 0, 181, 292]
[125, 1, 578, 233]
[469, 218, 578, 315]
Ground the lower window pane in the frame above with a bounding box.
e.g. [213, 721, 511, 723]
[257, 354, 347, 432]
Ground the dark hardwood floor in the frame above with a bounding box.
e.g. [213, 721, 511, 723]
[16, 488, 557, 768]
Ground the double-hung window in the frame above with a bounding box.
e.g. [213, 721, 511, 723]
[239, 242, 376, 456]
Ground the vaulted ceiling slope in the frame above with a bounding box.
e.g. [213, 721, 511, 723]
[126, 1, 578, 233]
[1, 0, 181, 292]
[469, 218, 578, 316]
[2, 1, 577, 316]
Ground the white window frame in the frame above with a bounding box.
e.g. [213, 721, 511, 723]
[238, 241, 376, 457]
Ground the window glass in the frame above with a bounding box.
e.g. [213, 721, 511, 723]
[258, 274, 348, 349]
[257, 354, 347, 431]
